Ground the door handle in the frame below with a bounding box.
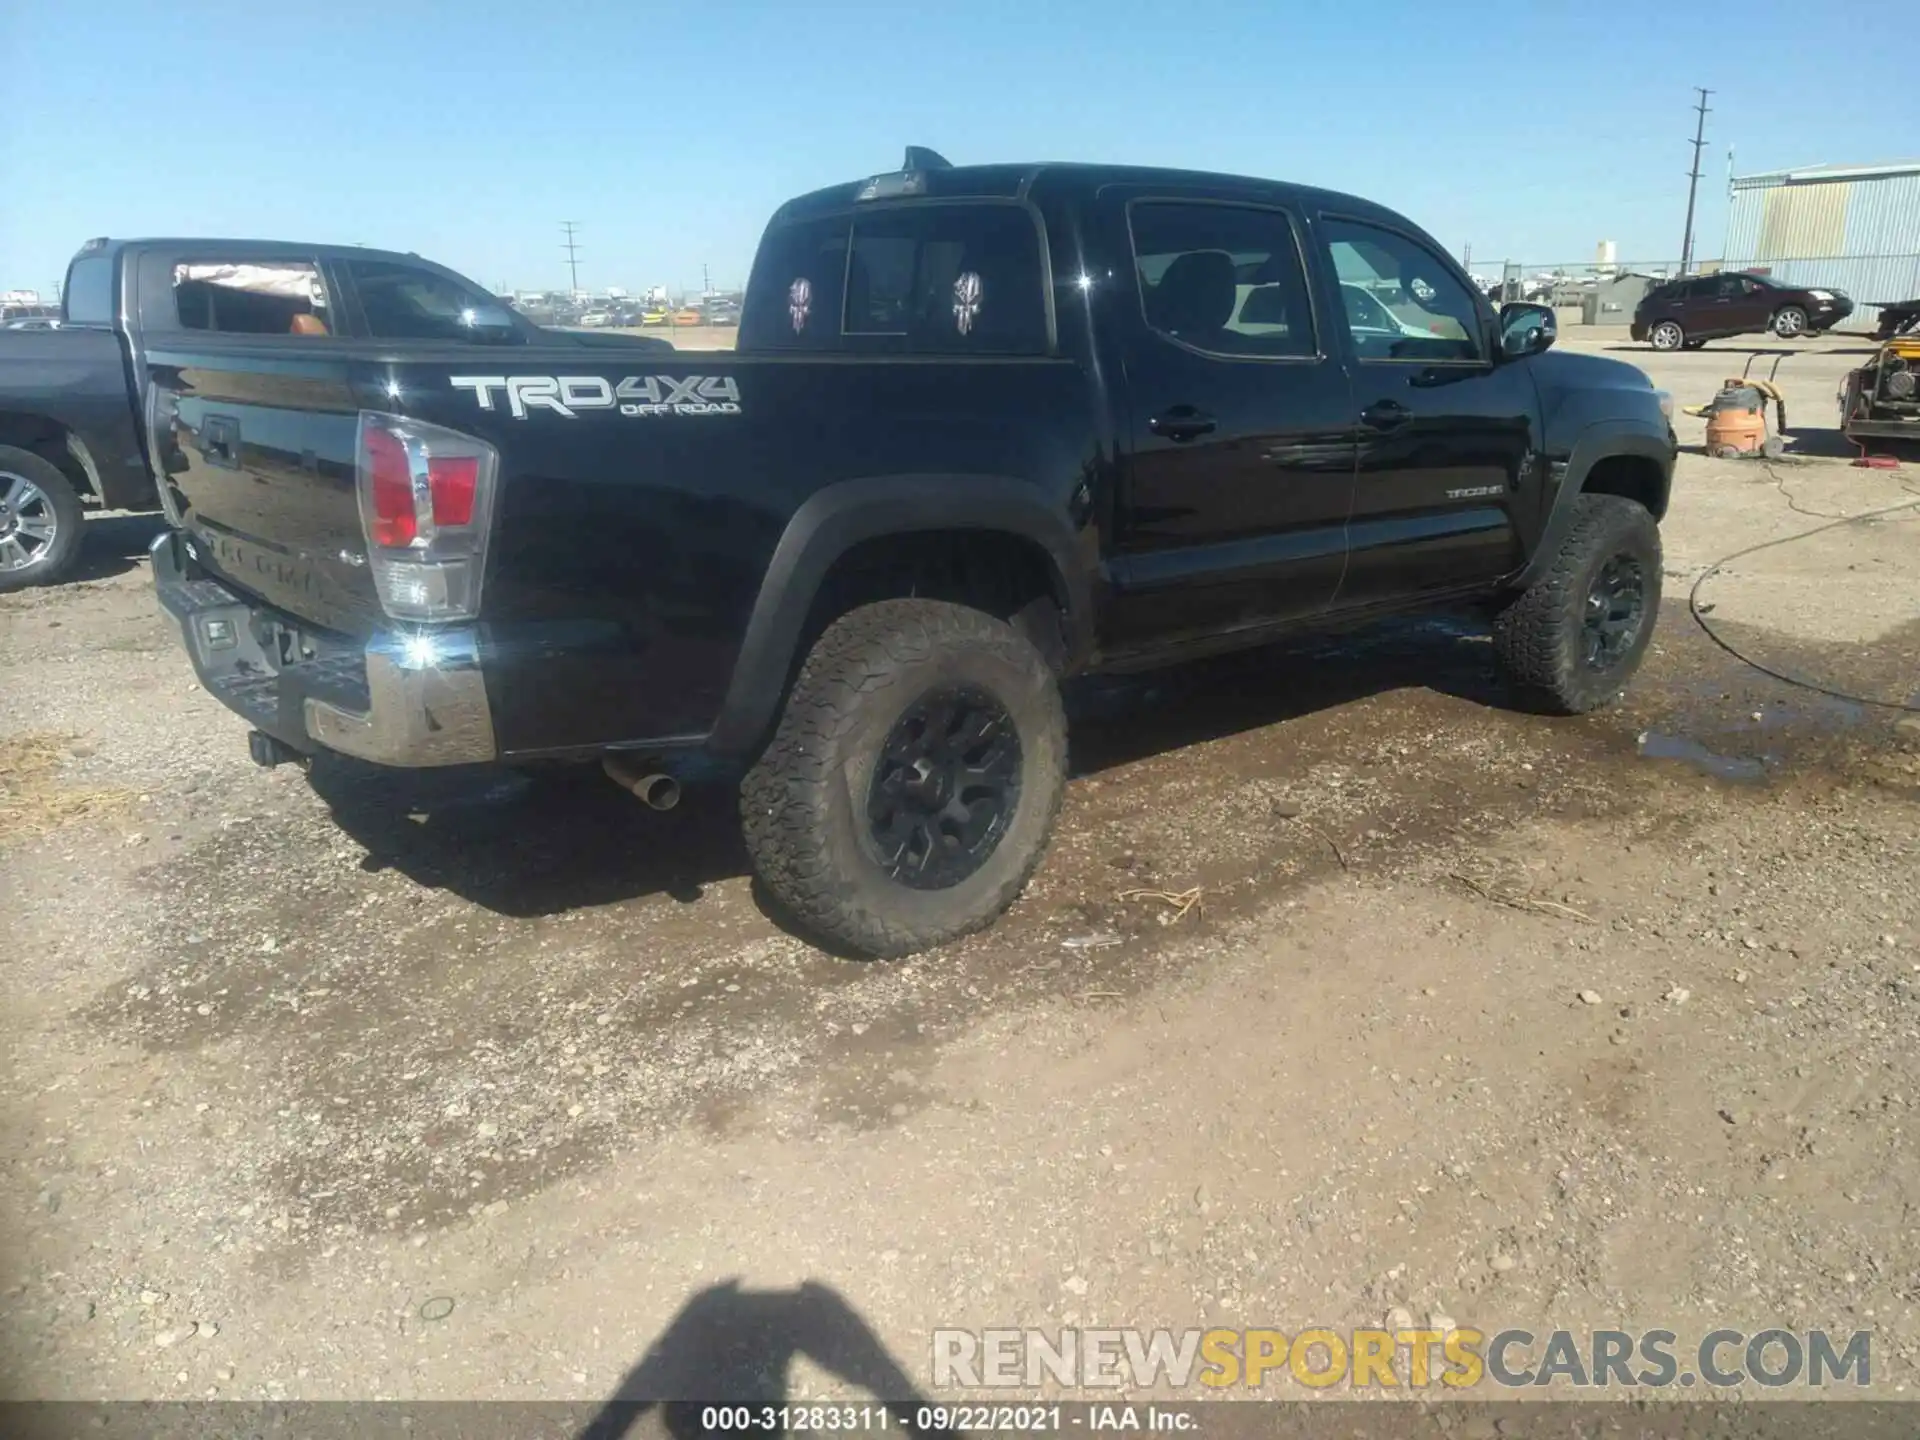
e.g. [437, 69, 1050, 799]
[1149, 406, 1216, 443]
[1360, 400, 1412, 431]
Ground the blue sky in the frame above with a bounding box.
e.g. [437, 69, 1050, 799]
[3, 0, 1903, 298]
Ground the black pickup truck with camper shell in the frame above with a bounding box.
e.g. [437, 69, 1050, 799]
[150, 149, 1677, 957]
[0, 236, 665, 590]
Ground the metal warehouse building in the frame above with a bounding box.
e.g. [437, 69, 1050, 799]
[1723, 160, 1920, 330]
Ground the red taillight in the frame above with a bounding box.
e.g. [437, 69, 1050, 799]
[428, 456, 478, 527]
[355, 411, 500, 623]
[364, 424, 417, 548]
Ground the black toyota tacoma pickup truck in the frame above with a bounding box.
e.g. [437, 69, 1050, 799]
[153, 151, 1676, 957]
[0, 236, 665, 590]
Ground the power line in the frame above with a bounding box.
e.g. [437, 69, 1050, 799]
[560, 221, 582, 294]
[1679, 87, 1712, 276]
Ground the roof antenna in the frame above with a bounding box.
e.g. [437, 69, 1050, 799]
[903, 146, 952, 171]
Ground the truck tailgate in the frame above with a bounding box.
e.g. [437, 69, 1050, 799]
[148, 346, 383, 636]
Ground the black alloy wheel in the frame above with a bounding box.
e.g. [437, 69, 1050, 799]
[865, 685, 1022, 889]
[1582, 554, 1646, 672]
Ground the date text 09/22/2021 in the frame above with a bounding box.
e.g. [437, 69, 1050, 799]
[696, 1406, 1185, 1432]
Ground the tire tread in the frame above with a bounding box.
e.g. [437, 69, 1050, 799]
[1493, 493, 1661, 715]
[740, 598, 1066, 958]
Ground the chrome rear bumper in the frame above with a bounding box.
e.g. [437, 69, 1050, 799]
[152, 530, 496, 767]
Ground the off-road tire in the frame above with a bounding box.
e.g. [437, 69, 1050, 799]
[1493, 494, 1662, 715]
[740, 598, 1067, 959]
[0, 445, 84, 592]
[1771, 305, 1809, 339]
[1648, 320, 1685, 351]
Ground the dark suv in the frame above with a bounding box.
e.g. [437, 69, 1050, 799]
[1632, 271, 1854, 350]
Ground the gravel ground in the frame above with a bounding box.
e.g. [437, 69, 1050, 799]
[2, 330, 1918, 1406]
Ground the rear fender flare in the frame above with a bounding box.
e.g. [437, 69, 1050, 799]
[706, 475, 1091, 757]
[1514, 420, 1674, 589]
[63, 429, 107, 504]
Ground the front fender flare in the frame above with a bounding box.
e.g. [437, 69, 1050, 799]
[706, 474, 1093, 758]
[1514, 419, 1675, 589]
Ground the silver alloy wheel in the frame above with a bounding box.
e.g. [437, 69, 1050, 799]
[1650, 321, 1683, 351]
[1773, 307, 1806, 336]
[0, 471, 59, 573]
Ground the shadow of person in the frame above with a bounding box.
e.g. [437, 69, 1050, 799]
[578, 1280, 957, 1440]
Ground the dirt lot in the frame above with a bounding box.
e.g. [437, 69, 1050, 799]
[3, 330, 1919, 1405]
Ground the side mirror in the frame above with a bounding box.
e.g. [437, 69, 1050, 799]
[1499, 302, 1556, 358]
[459, 304, 519, 337]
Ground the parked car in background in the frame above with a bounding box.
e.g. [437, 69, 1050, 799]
[0, 236, 669, 589]
[704, 298, 741, 326]
[671, 306, 704, 326]
[577, 310, 613, 327]
[1632, 271, 1854, 350]
[5, 317, 61, 330]
[640, 307, 671, 326]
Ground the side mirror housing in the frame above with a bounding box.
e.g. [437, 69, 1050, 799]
[1499, 302, 1556, 358]
[460, 304, 520, 339]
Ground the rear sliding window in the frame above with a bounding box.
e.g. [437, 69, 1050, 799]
[173, 261, 332, 336]
[740, 204, 1048, 355]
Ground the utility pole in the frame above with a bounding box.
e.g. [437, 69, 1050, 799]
[1679, 88, 1712, 275]
[561, 221, 582, 295]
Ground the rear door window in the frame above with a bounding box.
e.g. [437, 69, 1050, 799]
[173, 261, 332, 335]
[1129, 201, 1316, 358]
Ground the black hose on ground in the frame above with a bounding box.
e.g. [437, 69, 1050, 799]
[1686, 483, 1920, 714]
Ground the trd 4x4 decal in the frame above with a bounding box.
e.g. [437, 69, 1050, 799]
[448, 375, 742, 419]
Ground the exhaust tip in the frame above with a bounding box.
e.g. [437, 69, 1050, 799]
[637, 773, 680, 811]
[601, 757, 681, 810]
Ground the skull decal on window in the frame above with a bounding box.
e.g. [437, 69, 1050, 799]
[788, 278, 812, 334]
[953, 271, 983, 335]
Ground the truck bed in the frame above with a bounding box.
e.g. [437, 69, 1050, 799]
[0, 325, 152, 510]
[149, 337, 1094, 756]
